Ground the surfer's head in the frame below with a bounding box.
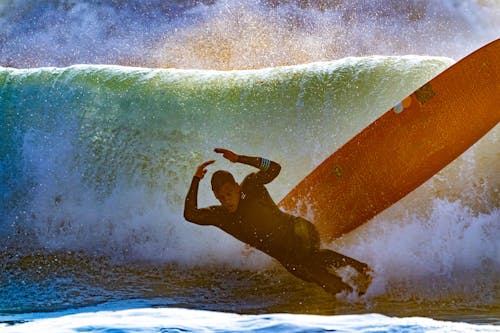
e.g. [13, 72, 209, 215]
[211, 170, 240, 213]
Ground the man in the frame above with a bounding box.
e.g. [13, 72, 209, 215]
[184, 148, 371, 296]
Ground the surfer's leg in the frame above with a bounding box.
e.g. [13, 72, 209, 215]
[311, 265, 353, 295]
[293, 218, 369, 274]
[319, 249, 370, 273]
[286, 218, 354, 295]
[283, 262, 352, 295]
[282, 262, 314, 282]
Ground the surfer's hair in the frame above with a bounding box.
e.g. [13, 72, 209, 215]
[211, 170, 236, 193]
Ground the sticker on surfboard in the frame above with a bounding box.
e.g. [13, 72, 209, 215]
[393, 95, 412, 113]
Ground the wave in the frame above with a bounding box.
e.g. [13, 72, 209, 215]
[0, 56, 452, 255]
[1, 55, 498, 301]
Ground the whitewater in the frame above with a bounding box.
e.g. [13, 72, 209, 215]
[1, 0, 499, 332]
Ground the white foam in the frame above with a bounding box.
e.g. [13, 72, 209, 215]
[1, 306, 497, 333]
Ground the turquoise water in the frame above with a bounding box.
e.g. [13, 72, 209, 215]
[1, 1, 499, 332]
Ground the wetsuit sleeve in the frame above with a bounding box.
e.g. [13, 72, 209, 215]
[184, 176, 224, 226]
[238, 155, 281, 184]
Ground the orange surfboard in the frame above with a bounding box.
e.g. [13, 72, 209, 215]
[279, 38, 500, 242]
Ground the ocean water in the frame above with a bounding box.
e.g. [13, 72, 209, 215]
[1, 1, 499, 332]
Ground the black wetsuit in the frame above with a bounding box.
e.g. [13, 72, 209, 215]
[184, 156, 369, 295]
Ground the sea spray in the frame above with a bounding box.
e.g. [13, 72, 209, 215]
[1, 56, 454, 262]
[1, 0, 499, 69]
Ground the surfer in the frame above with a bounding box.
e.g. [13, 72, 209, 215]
[184, 148, 372, 296]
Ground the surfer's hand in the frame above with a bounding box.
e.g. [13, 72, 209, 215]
[194, 160, 215, 179]
[214, 148, 239, 163]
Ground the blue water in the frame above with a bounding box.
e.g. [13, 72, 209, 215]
[2, 305, 499, 333]
[1, 1, 499, 332]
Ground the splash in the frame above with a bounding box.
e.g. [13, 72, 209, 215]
[336, 128, 499, 301]
[1, 0, 499, 69]
[1, 56, 458, 264]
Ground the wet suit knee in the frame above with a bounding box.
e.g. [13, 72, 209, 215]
[283, 218, 363, 295]
[290, 218, 370, 274]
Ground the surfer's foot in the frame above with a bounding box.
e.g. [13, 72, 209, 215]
[355, 266, 373, 296]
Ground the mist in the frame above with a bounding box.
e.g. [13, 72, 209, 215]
[1, 0, 499, 69]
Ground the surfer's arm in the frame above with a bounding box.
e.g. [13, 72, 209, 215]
[184, 176, 222, 226]
[184, 161, 221, 226]
[214, 148, 281, 184]
[238, 155, 281, 184]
